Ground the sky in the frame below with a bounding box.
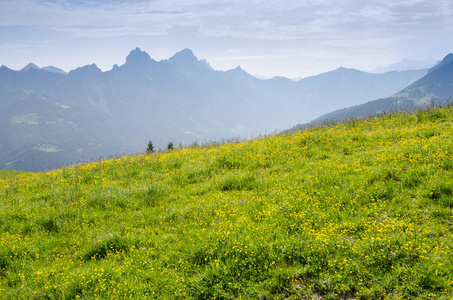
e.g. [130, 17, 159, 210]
[1, 0, 452, 78]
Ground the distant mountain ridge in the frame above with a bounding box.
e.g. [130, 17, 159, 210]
[371, 58, 438, 73]
[428, 54, 453, 73]
[0, 48, 429, 171]
[19, 63, 68, 75]
[306, 53, 453, 126]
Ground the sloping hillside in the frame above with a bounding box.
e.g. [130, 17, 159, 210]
[1, 105, 452, 299]
[306, 53, 453, 126]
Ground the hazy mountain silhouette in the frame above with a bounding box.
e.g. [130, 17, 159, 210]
[42, 66, 67, 75]
[0, 48, 428, 171]
[307, 53, 453, 126]
[428, 54, 453, 73]
[20, 63, 40, 72]
[291, 67, 427, 118]
[19, 63, 67, 74]
[371, 58, 438, 73]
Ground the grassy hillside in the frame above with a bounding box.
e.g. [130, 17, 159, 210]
[0, 171, 28, 179]
[1, 106, 453, 299]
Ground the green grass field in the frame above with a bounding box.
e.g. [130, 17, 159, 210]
[1, 106, 453, 299]
[0, 171, 27, 179]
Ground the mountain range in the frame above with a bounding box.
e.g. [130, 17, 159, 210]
[0, 47, 429, 171]
[370, 58, 438, 73]
[306, 53, 453, 126]
[19, 63, 68, 75]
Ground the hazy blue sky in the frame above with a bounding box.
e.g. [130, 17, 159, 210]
[1, 0, 452, 78]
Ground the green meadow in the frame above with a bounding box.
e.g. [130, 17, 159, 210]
[1, 106, 453, 299]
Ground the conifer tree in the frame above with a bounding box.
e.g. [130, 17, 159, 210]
[147, 140, 155, 153]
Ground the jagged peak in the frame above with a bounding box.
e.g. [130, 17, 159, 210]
[227, 65, 246, 73]
[20, 63, 40, 72]
[169, 48, 198, 64]
[68, 63, 102, 76]
[225, 65, 256, 79]
[125, 47, 154, 66]
[0, 65, 14, 73]
[167, 48, 215, 72]
[199, 59, 214, 70]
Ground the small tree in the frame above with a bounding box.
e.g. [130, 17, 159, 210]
[147, 140, 155, 153]
[167, 141, 174, 150]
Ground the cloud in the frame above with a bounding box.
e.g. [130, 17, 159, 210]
[54, 25, 169, 38]
[1, 0, 452, 41]
[0, 0, 189, 33]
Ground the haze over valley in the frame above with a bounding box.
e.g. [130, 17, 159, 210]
[303, 53, 453, 127]
[1, 47, 436, 171]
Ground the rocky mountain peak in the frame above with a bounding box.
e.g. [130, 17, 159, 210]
[20, 63, 40, 72]
[125, 47, 154, 67]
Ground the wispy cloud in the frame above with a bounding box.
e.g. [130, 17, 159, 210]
[1, 0, 452, 40]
